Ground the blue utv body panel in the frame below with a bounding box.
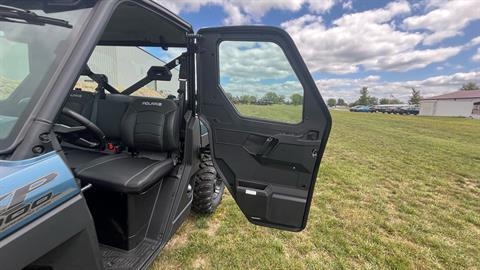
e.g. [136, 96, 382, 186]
[0, 151, 79, 240]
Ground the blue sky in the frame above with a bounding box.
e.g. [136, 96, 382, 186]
[151, 0, 480, 102]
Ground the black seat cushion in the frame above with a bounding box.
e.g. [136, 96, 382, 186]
[75, 154, 174, 193]
[64, 147, 107, 169]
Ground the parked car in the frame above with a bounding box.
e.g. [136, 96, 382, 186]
[377, 105, 389, 113]
[369, 105, 379, 113]
[384, 104, 407, 114]
[398, 105, 420, 115]
[350, 105, 370, 112]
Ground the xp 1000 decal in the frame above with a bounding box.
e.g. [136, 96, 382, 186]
[0, 152, 79, 239]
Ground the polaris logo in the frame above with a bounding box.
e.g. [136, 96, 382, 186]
[70, 94, 83, 98]
[0, 173, 61, 232]
[142, 101, 162, 107]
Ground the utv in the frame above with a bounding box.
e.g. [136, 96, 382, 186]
[0, 1, 331, 269]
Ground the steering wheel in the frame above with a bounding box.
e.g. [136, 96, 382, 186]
[55, 108, 107, 150]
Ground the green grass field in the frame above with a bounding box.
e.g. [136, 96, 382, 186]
[0, 76, 19, 100]
[151, 105, 480, 270]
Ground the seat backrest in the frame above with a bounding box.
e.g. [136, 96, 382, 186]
[61, 91, 132, 141]
[121, 97, 179, 153]
[58, 90, 95, 126]
[94, 94, 133, 141]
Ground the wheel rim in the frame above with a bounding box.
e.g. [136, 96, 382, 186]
[213, 177, 223, 199]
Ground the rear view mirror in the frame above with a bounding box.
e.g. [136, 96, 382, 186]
[147, 66, 172, 81]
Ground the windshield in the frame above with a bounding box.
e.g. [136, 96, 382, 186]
[0, 1, 94, 150]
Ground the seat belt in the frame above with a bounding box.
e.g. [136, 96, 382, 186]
[90, 93, 100, 123]
[178, 54, 187, 141]
[91, 82, 106, 123]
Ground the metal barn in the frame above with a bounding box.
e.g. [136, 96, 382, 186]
[420, 90, 480, 118]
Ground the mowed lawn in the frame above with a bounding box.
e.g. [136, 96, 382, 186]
[151, 105, 480, 270]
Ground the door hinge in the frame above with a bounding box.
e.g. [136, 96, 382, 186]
[186, 33, 202, 39]
[186, 33, 202, 53]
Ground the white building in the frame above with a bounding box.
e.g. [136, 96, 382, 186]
[420, 90, 480, 118]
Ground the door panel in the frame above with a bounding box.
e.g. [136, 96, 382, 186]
[197, 26, 331, 231]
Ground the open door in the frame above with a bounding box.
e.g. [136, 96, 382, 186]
[196, 26, 331, 231]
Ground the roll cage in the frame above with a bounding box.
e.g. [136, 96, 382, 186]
[82, 53, 187, 97]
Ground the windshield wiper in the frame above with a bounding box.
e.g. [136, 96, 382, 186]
[0, 5, 72, 28]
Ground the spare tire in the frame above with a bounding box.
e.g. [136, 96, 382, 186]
[192, 151, 225, 214]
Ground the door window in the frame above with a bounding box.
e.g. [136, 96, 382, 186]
[219, 41, 303, 124]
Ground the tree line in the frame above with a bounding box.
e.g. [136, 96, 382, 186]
[226, 92, 303, 105]
[327, 87, 418, 107]
[327, 82, 479, 107]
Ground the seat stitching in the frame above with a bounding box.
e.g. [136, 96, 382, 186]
[123, 160, 169, 187]
[76, 155, 129, 174]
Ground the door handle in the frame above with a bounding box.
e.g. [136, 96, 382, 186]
[256, 136, 278, 157]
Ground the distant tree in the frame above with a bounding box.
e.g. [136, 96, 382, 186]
[390, 98, 402, 104]
[460, 82, 480, 91]
[290, 93, 303, 105]
[261, 92, 278, 104]
[278, 95, 286, 104]
[368, 96, 378, 105]
[239, 95, 258, 104]
[379, 98, 390, 105]
[357, 87, 369, 105]
[379, 97, 402, 104]
[235, 97, 241, 104]
[337, 98, 346, 106]
[239, 95, 250, 104]
[327, 98, 337, 107]
[409, 88, 421, 105]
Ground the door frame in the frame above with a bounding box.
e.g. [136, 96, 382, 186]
[196, 26, 331, 230]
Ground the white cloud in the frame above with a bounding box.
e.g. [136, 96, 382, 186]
[317, 71, 480, 102]
[403, 0, 480, 45]
[222, 2, 252, 25]
[362, 46, 463, 71]
[308, 0, 336, 13]
[153, 0, 342, 25]
[153, 0, 220, 14]
[280, 1, 477, 74]
[281, 1, 463, 74]
[153, 0, 476, 76]
[342, 0, 352, 10]
[218, 40, 303, 98]
[473, 48, 480, 62]
[219, 41, 293, 82]
[468, 36, 480, 47]
[365, 75, 380, 82]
